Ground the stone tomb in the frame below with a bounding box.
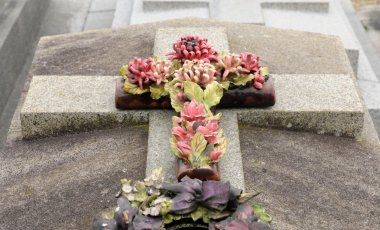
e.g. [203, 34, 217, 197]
[2, 18, 379, 229]
[20, 27, 364, 190]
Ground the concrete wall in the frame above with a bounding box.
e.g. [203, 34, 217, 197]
[0, 0, 49, 121]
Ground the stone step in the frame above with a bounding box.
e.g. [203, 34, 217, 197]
[112, 0, 264, 27]
[130, 0, 210, 25]
[261, 0, 330, 12]
[261, 1, 359, 74]
[20, 74, 364, 139]
[211, 0, 264, 24]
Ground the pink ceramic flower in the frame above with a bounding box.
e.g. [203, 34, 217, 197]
[174, 60, 217, 88]
[240, 52, 261, 73]
[166, 35, 218, 63]
[177, 141, 191, 159]
[209, 150, 222, 161]
[197, 120, 219, 144]
[180, 99, 208, 122]
[217, 54, 249, 80]
[253, 73, 265, 90]
[126, 57, 171, 89]
[172, 126, 187, 142]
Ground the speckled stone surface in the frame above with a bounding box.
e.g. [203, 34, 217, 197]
[240, 124, 380, 230]
[0, 127, 148, 229]
[20, 75, 149, 139]
[218, 111, 245, 190]
[154, 27, 229, 58]
[145, 110, 177, 182]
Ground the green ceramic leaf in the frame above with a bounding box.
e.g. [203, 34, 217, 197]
[184, 81, 204, 103]
[259, 213, 273, 223]
[170, 95, 184, 112]
[191, 207, 208, 222]
[150, 84, 168, 100]
[208, 210, 231, 220]
[101, 209, 116, 220]
[170, 137, 180, 158]
[134, 181, 148, 202]
[202, 213, 210, 224]
[260, 67, 269, 76]
[120, 65, 127, 77]
[232, 74, 254, 86]
[160, 200, 173, 216]
[165, 82, 183, 112]
[219, 80, 230, 90]
[123, 81, 149, 95]
[203, 81, 224, 109]
[190, 132, 207, 158]
[153, 55, 160, 61]
[252, 204, 272, 223]
[238, 193, 255, 204]
[213, 137, 227, 162]
[171, 60, 182, 71]
[163, 214, 174, 224]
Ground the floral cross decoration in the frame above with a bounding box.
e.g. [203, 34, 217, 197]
[94, 35, 273, 230]
[119, 35, 270, 169]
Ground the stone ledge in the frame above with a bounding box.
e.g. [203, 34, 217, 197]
[20, 74, 364, 139]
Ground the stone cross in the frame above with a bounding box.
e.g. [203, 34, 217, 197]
[19, 27, 364, 190]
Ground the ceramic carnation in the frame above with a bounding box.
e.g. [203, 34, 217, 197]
[217, 54, 249, 80]
[124, 57, 171, 89]
[166, 35, 218, 63]
[240, 52, 261, 73]
[174, 60, 217, 88]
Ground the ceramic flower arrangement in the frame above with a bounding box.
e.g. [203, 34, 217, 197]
[93, 167, 272, 230]
[118, 35, 272, 181]
[106, 35, 275, 229]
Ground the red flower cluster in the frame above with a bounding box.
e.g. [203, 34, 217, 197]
[166, 35, 218, 63]
[126, 57, 171, 89]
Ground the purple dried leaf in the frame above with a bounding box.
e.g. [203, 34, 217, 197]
[169, 192, 198, 215]
[201, 181, 230, 211]
[162, 176, 202, 196]
[132, 215, 163, 230]
[114, 197, 138, 230]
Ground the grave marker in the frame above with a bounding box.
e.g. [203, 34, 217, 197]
[20, 27, 364, 190]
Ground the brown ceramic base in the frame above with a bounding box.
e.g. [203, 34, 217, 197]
[115, 79, 172, 109]
[219, 77, 275, 108]
[115, 77, 275, 110]
[176, 159, 220, 181]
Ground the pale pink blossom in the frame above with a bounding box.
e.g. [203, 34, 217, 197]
[177, 141, 191, 159]
[217, 54, 248, 80]
[174, 60, 217, 88]
[209, 150, 222, 161]
[180, 99, 208, 122]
